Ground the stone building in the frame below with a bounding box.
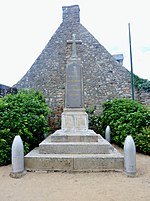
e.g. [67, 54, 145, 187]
[0, 84, 17, 98]
[113, 54, 124, 66]
[15, 5, 134, 110]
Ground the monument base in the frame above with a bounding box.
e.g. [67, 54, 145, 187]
[25, 107, 123, 172]
[25, 130, 124, 172]
[25, 149, 123, 172]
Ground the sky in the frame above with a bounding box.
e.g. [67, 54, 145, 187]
[0, 0, 150, 87]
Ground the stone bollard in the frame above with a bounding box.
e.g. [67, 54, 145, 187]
[10, 135, 26, 178]
[105, 125, 111, 142]
[124, 135, 136, 177]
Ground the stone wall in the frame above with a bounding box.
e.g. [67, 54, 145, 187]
[14, 5, 148, 110]
[137, 90, 150, 110]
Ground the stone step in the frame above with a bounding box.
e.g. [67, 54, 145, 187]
[50, 130, 99, 142]
[39, 138, 112, 154]
[39, 142, 112, 154]
[25, 148, 124, 172]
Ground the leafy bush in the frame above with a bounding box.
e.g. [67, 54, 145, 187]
[134, 126, 150, 154]
[86, 106, 101, 134]
[134, 74, 150, 92]
[88, 99, 150, 154]
[0, 90, 50, 165]
[100, 99, 150, 154]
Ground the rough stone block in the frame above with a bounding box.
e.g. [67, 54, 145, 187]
[25, 148, 74, 171]
[73, 153, 124, 171]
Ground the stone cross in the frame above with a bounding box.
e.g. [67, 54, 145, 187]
[67, 34, 82, 58]
[65, 34, 83, 108]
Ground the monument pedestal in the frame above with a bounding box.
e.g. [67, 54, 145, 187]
[25, 109, 124, 172]
[61, 108, 88, 131]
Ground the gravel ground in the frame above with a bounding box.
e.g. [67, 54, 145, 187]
[0, 146, 150, 201]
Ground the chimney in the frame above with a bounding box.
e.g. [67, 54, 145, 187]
[62, 5, 80, 23]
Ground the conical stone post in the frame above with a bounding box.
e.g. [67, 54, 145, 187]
[10, 135, 26, 178]
[105, 125, 111, 142]
[124, 135, 136, 177]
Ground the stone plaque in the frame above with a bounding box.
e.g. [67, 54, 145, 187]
[65, 62, 83, 108]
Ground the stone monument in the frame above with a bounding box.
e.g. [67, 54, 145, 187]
[61, 34, 88, 132]
[25, 34, 124, 172]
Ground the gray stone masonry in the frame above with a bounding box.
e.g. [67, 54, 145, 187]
[14, 5, 137, 110]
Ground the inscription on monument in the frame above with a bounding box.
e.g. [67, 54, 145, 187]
[65, 62, 82, 108]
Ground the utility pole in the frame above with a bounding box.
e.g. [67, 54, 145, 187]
[128, 23, 134, 100]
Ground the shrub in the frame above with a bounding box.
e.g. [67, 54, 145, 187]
[0, 90, 50, 165]
[99, 99, 150, 154]
[87, 99, 150, 155]
[134, 74, 150, 92]
[86, 106, 101, 134]
[134, 126, 150, 154]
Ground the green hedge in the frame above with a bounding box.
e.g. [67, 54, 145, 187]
[88, 99, 150, 155]
[0, 90, 50, 166]
[134, 74, 150, 92]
